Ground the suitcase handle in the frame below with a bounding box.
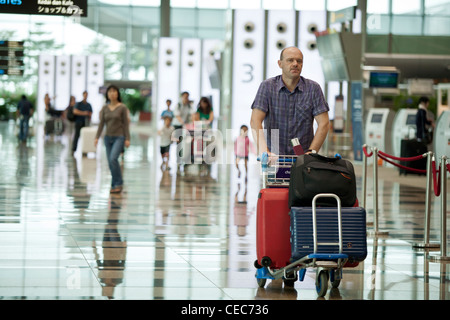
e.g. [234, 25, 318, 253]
[312, 193, 343, 255]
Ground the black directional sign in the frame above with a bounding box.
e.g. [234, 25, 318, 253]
[0, 1, 87, 17]
[0, 40, 25, 76]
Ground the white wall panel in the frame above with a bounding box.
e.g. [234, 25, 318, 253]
[37, 55, 55, 123]
[180, 38, 202, 106]
[201, 39, 222, 127]
[297, 10, 326, 87]
[265, 10, 297, 79]
[71, 55, 87, 102]
[231, 9, 265, 135]
[54, 55, 71, 111]
[156, 37, 181, 120]
[86, 54, 105, 124]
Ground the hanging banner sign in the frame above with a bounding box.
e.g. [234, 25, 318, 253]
[0, 1, 87, 17]
[351, 81, 364, 161]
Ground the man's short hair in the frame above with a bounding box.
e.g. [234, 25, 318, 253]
[419, 96, 429, 104]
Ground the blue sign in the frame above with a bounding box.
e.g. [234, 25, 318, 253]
[351, 81, 364, 161]
[0, 0, 87, 17]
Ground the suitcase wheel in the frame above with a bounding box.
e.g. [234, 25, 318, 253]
[261, 256, 272, 268]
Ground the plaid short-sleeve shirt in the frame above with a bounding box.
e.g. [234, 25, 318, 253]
[251, 75, 329, 155]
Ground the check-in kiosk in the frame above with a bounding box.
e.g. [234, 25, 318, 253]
[392, 109, 417, 158]
[433, 110, 450, 162]
[365, 108, 395, 163]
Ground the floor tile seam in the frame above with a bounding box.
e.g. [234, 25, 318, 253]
[154, 235, 235, 300]
[369, 262, 446, 292]
[57, 210, 106, 291]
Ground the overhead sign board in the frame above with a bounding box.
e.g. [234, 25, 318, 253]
[0, 0, 87, 17]
[329, 6, 356, 25]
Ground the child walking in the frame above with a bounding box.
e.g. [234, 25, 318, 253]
[234, 124, 254, 178]
[158, 114, 175, 171]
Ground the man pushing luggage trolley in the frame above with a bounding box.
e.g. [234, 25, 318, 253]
[254, 152, 367, 297]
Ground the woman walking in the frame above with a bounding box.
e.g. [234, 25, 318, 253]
[95, 85, 131, 193]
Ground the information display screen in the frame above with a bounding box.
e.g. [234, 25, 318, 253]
[406, 114, 416, 125]
[371, 113, 383, 123]
[369, 71, 399, 88]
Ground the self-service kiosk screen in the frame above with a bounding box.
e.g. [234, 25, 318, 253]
[371, 113, 383, 123]
[406, 114, 416, 125]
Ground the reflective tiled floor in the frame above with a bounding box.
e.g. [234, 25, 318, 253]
[0, 120, 449, 301]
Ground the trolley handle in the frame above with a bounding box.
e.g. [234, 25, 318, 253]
[312, 194, 343, 255]
[257, 152, 296, 167]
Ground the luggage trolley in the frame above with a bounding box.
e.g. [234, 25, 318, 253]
[255, 153, 350, 297]
[183, 122, 214, 165]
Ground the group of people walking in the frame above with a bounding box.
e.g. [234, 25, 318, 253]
[158, 92, 215, 171]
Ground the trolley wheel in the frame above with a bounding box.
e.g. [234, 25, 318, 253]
[257, 278, 267, 288]
[254, 260, 263, 269]
[283, 271, 298, 287]
[330, 269, 342, 288]
[315, 271, 329, 297]
[331, 278, 341, 288]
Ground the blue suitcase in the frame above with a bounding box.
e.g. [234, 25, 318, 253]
[290, 205, 367, 263]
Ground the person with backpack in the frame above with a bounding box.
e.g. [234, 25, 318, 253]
[16, 95, 34, 143]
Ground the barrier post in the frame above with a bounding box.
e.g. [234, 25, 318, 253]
[429, 155, 450, 262]
[413, 151, 440, 249]
[362, 144, 373, 227]
[368, 147, 389, 237]
[362, 144, 367, 208]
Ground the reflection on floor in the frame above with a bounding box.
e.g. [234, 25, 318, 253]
[0, 121, 449, 300]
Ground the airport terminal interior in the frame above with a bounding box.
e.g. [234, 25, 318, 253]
[1, 0, 450, 301]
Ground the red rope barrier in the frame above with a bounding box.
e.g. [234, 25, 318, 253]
[363, 145, 373, 157]
[377, 153, 427, 174]
[432, 160, 441, 197]
[378, 150, 425, 162]
[365, 144, 448, 197]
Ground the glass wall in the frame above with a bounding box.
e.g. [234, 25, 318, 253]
[367, 0, 450, 35]
[0, 0, 449, 84]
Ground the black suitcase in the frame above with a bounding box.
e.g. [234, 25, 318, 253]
[399, 139, 427, 175]
[288, 154, 357, 208]
[45, 118, 64, 135]
[290, 204, 367, 263]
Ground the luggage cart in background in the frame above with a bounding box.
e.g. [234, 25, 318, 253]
[255, 153, 353, 297]
[183, 122, 214, 165]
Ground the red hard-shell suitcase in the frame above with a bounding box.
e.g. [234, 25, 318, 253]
[256, 188, 291, 270]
